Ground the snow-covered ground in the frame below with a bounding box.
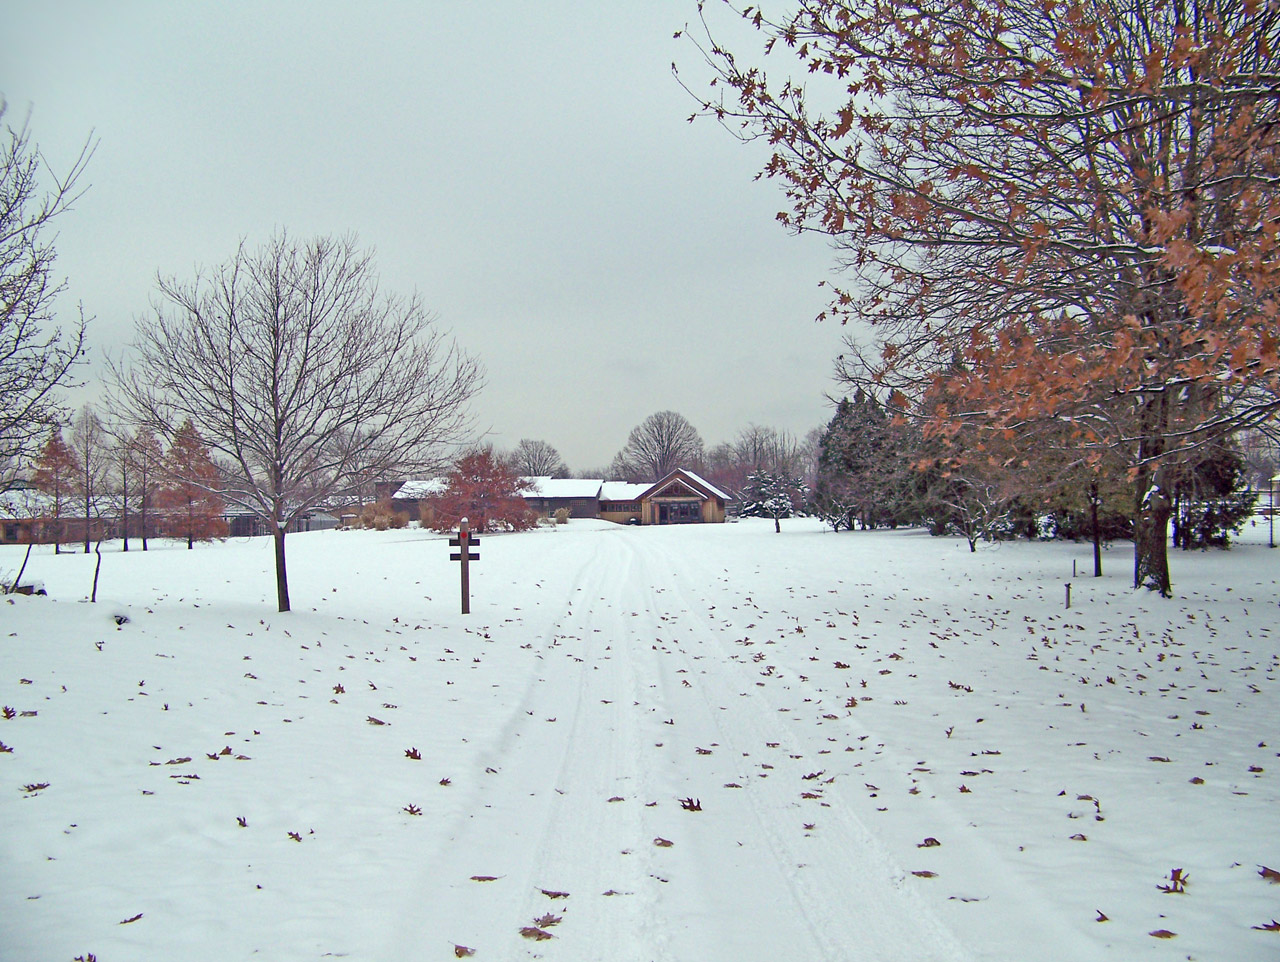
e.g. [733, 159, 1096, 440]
[1, 518, 1277, 961]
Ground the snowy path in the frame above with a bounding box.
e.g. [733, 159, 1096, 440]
[2, 520, 1277, 960]
[383, 529, 971, 960]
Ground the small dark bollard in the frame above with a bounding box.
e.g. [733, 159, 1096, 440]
[1065, 582, 1072, 609]
[449, 518, 480, 614]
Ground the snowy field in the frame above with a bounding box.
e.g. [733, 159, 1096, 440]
[1, 517, 1277, 961]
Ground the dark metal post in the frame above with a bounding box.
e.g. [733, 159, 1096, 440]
[1271, 476, 1276, 549]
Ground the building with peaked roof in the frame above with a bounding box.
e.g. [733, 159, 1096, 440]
[632, 468, 729, 525]
[387, 468, 731, 528]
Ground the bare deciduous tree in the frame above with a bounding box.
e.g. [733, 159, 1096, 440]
[0, 107, 93, 479]
[68, 404, 108, 554]
[123, 427, 164, 551]
[704, 424, 805, 500]
[613, 410, 704, 482]
[114, 232, 482, 612]
[510, 438, 568, 478]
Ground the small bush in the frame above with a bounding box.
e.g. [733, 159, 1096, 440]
[356, 500, 406, 530]
[553, 507, 571, 525]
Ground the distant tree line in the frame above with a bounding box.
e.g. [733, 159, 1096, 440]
[807, 389, 1258, 568]
[27, 411, 224, 553]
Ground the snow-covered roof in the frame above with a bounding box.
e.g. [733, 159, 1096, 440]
[0, 488, 53, 517]
[599, 482, 649, 502]
[641, 469, 732, 502]
[0, 490, 116, 518]
[392, 478, 447, 500]
[521, 477, 603, 499]
[678, 469, 732, 502]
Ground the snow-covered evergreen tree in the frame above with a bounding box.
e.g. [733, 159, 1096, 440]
[741, 470, 805, 533]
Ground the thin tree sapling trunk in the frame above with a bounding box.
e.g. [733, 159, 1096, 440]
[12, 542, 33, 593]
[121, 462, 130, 552]
[90, 539, 102, 603]
[273, 525, 291, 613]
[1090, 482, 1102, 577]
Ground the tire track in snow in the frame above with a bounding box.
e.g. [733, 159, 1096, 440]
[627, 531, 975, 962]
[382, 532, 671, 960]
[650, 535, 1111, 962]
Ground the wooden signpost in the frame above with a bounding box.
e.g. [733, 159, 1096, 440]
[449, 517, 480, 614]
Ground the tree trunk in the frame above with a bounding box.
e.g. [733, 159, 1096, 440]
[13, 542, 33, 592]
[273, 526, 291, 613]
[90, 539, 102, 603]
[1133, 480, 1172, 597]
[774, 516, 781, 533]
[121, 468, 130, 552]
[1090, 484, 1102, 577]
[1133, 394, 1173, 597]
[83, 463, 91, 554]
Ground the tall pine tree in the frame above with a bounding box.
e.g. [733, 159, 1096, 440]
[813, 391, 906, 531]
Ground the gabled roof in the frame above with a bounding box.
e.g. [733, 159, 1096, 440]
[521, 477, 604, 499]
[679, 469, 731, 502]
[640, 468, 730, 503]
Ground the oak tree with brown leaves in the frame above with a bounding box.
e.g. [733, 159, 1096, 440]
[684, 0, 1280, 595]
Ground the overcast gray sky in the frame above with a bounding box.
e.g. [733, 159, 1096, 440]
[3, 1, 849, 473]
